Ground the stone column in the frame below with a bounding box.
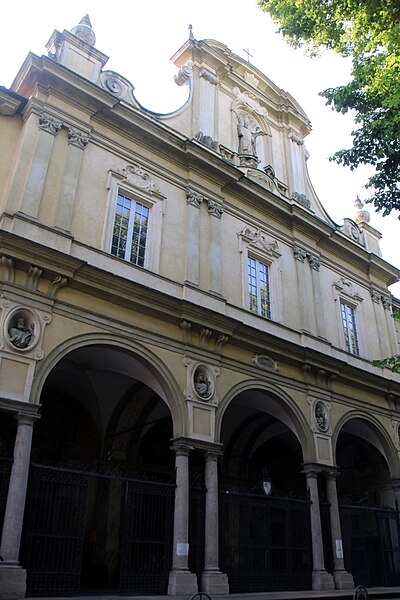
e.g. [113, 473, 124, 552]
[168, 441, 198, 595]
[185, 189, 203, 287]
[309, 255, 326, 339]
[303, 465, 334, 590]
[325, 470, 354, 589]
[293, 246, 310, 332]
[54, 127, 89, 231]
[207, 200, 223, 296]
[0, 413, 37, 600]
[20, 113, 62, 218]
[201, 451, 229, 594]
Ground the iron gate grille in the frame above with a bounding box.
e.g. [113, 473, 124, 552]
[21, 464, 89, 595]
[120, 478, 175, 593]
[0, 458, 12, 536]
[189, 483, 206, 581]
[220, 489, 312, 592]
[340, 503, 400, 586]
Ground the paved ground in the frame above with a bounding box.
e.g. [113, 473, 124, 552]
[25, 587, 400, 600]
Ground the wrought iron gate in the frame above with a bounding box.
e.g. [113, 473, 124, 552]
[20, 464, 175, 595]
[21, 464, 88, 595]
[220, 488, 312, 592]
[340, 503, 400, 586]
[120, 477, 175, 593]
[0, 458, 12, 536]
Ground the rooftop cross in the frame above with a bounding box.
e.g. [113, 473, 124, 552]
[243, 48, 253, 62]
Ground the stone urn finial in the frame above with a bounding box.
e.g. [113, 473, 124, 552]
[354, 195, 370, 225]
[71, 14, 96, 46]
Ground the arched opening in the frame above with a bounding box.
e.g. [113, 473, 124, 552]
[20, 344, 175, 596]
[219, 387, 311, 592]
[335, 418, 400, 586]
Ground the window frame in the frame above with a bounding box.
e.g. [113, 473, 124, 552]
[340, 300, 360, 356]
[238, 227, 282, 322]
[332, 277, 364, 357]
[103, 167, 165, 272]
[111, 192, 150, 267]
[247, 255, 272, 319]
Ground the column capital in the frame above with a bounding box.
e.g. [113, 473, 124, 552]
[170, 439, 194, 456]
[302, 462, 325, 478]
[16, 412, 40, 426]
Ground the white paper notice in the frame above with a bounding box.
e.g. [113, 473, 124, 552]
[336, 539, 343, 559]
[177, 543, 189, 556]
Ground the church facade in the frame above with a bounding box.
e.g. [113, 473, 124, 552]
[1, 16, 400, 600]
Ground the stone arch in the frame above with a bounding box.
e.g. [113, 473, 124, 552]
[333, 410, 400, 479]
[30, 332, 186, 437]
[216, 379, 314, 463]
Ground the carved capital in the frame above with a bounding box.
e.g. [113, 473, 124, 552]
[207, 199, 224, 218]
[382, 296, 392, 310]
[25, 266, 42, 291]
[186, 188, 204, 208]
[288, 130, 304, 145]
[199, 328, 212, 348]
[215, 333, 229, 353]
[308, 254, 320, 271]
[67, 127, 90, 149]
[370, 289, 381, 304]
[293, 246, 307, 262]
[39, 113, 62, 135]
[200, 68, 220, 86]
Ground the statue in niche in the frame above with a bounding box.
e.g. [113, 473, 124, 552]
[315, 401, 328, 431]
[8, 316, 35, 349]
[194, 369, 212, 399]
[237, 112, 263, 156]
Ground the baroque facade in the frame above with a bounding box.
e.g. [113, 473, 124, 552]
[1, 15, 400, 600]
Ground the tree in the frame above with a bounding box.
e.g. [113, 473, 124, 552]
[257, 0, 400, 217]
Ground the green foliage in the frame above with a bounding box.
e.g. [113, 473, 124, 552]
[257, 0, 400, 217]
[372, 356, 400, 373]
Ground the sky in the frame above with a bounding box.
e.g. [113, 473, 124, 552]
[1, 0, 399, 296]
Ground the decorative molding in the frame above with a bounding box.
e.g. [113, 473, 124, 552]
[194, 132, 219, 151]
[333, 277, 363, 302]
[239, 227, 280, 258]
[100, 71, 137, 105]
[309, 397, 332, 435]
[215, 333, 229, 353]
[180, 320, 192, 344]
[48, 275, 68, 299]
[39, 113, 62, 135]
[207, 199, 224, 218]
[339, 218, 363, 245]
[246, 167, 284, 197]
[293, 246, 307, 263]
[382, 296, 392, 310]
[67, 127, 90, 149]
[174, 62, 192, 86]
[252, 354, 279, 372]
[199, 328, 212, 348]
[0, 256, 15, 284]
[200, 68, 219, 86]
[25, 266, 42, 291]
[186, 188, 205, 208]
[121, 164, 160, 194]
[232, 88, 268, 117]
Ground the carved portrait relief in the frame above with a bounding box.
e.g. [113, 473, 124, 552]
[193, 365, 214, 401]
[6, 309, 38, 351]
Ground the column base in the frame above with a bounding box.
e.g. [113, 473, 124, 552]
[168, 570, 198, 595]
[312, 569, 335, 591]
[0, 563, 27, 600]
[333, 569, 355, 589]
[201, 570, 229, 594]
